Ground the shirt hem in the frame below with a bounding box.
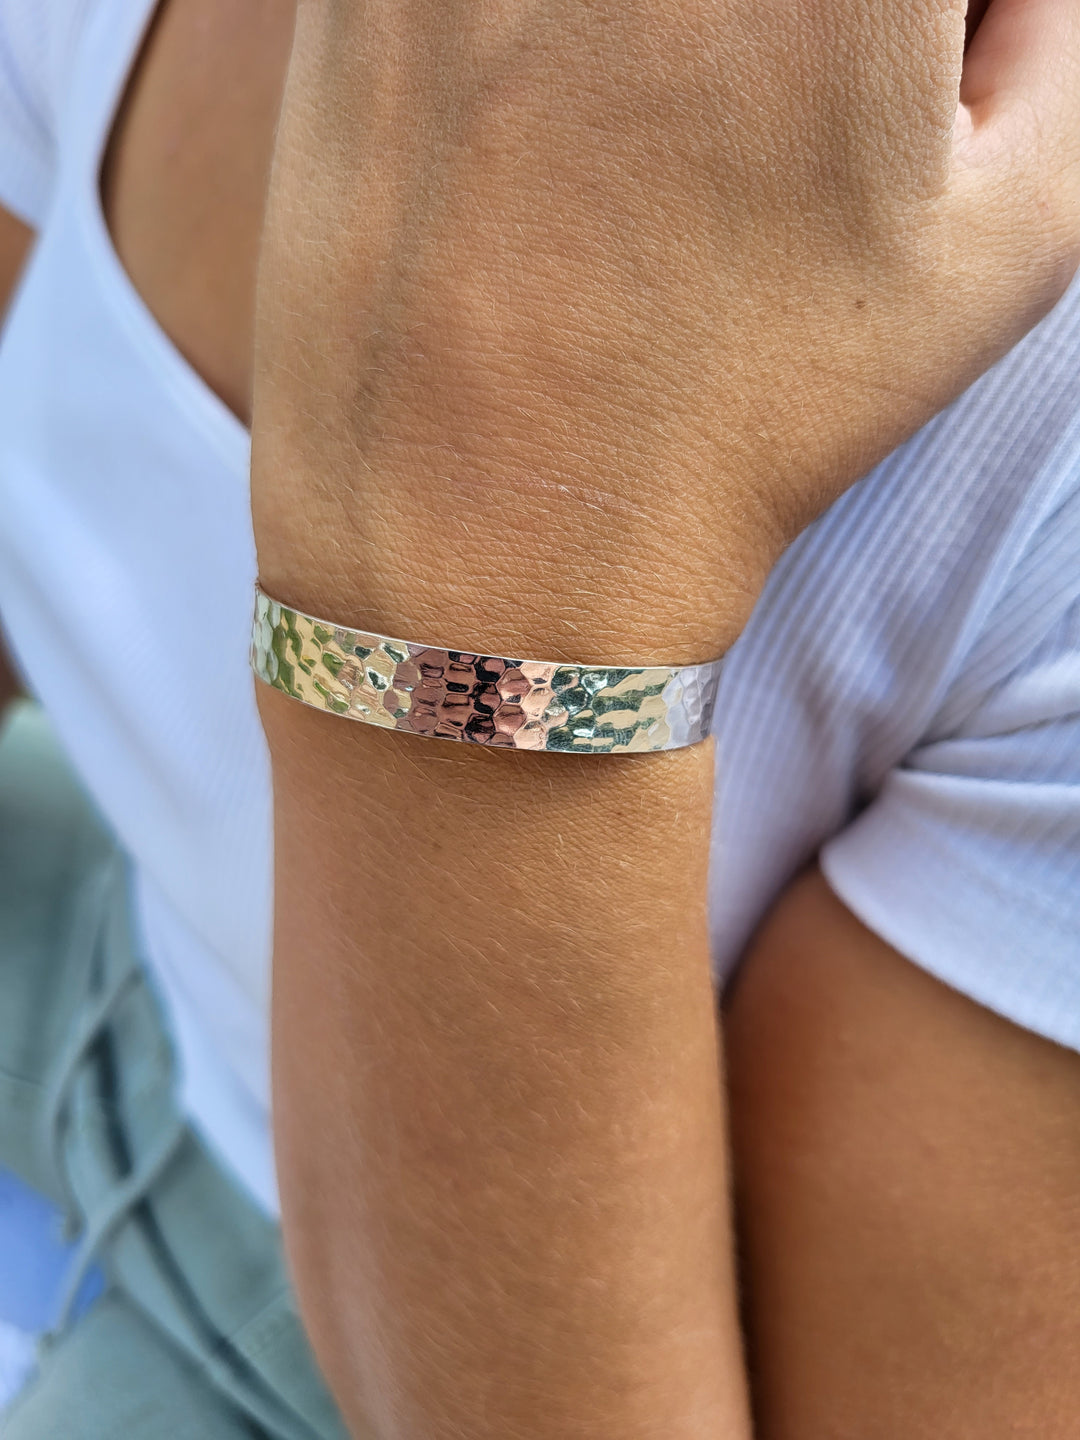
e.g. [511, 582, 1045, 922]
[821, 802, 1080, 1056]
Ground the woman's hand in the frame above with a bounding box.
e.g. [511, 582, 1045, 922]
[255, 0, 1080, 659]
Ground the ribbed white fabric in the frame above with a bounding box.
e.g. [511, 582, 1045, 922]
[0, 0, 1077, 1254]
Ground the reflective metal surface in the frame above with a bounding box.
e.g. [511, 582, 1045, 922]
[251, 588, 723, 753]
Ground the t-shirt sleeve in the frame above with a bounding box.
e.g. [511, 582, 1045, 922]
[0, 2, 58, 228]
[821, 555, 1080, 1051]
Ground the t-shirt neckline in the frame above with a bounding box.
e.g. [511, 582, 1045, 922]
[73, 0, 252, 468]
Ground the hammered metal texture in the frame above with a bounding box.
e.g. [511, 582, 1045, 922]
[251, 589, 722, 754]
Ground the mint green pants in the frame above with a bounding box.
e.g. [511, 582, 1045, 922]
[0, 705, 350, 1440]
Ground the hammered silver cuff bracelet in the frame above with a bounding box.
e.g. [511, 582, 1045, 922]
[251, 586, 723, 754]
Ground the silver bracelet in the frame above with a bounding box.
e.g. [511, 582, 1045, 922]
[251, 586, 724, 754]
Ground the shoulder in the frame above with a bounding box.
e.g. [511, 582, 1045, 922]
[807, 282, 1080, 1049]
[710, 273, 1080, 968]
[735, 265, 1080, 754]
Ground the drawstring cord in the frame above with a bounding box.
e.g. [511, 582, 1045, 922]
[28, 859, 336, 1440]
[43, 968, 141, 1236]
[47, 1109, 187, 1338]
[38, 856, 186, 1345]
[38, 857, 121, 1234]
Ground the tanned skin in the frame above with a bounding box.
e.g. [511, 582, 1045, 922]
[726, 867, 1080, 1438]
[0, 205, 31, 715]
[251, 2, 1079, 1437]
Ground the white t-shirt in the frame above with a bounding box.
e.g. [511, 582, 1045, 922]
[1, 0, 1078, 1230]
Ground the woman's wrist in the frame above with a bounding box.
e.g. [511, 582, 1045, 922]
[252, 261, 790, 669]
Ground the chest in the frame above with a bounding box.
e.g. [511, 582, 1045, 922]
[101, 0, 295, 425]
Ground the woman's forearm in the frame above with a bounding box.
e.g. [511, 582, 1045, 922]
[251, 11, 770, 1440]
[250, 3, 1078, 1436]
[260, 701, 752, 1440]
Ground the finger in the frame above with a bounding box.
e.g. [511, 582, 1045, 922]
[965, 0, 995, 48]
[956, 0, 1080, 311]
[961, 0, 1080, 122]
